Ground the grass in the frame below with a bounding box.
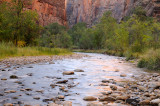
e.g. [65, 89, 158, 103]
[0, 42, 72, 59]
[138, 48, 160, 71]
[72, 49, 107, 53]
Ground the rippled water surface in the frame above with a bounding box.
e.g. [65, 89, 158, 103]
[0, 53, 147, 105]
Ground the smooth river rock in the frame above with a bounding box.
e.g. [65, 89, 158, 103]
[83, 96, 97, 101]
[63, 71, 74, 75]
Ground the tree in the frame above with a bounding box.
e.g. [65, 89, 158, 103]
[0, 0, 40, 46]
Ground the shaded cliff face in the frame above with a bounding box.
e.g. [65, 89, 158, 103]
[66, 0, 155, 27]
[31, 0, 67, 26]
[3, 0, 157, 26]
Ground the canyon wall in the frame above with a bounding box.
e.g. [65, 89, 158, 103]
[66, 0, 155, 27]
[3, 0, 159, 27]
[31, 0, 67, 26]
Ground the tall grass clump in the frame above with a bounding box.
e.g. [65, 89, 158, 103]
[0, 42, 17, 58]
[0, 42, 71, 59]
[138, 49, 160, 71]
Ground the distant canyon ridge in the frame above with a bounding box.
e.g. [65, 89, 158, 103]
[4, 0, 160, 27]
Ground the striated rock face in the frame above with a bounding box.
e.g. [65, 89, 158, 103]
[66, 0, 155, 27]
[3, 0, 159, 26]
[31, 0, 67, 26]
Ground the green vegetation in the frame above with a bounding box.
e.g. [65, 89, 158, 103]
[0, 42, 71, 59]
[39, 23, 72, 48]
[0, 1, 160, 71]
[0, 1, 71, 59]
[138, 49, 160, 71]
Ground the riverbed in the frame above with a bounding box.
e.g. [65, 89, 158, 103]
[0, 53, 160, 106]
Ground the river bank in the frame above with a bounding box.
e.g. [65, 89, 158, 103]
[0, 53, 160, 106]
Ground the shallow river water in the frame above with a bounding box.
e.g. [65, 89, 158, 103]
[0, 53, 148, 106]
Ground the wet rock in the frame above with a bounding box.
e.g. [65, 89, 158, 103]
[110, 85, 117, 90]
[99, 96, 116, 101]
[116, 96, 129, 101]
[115, 69, 119, 72]
[27, 73, 33, 76]
[5, 90, 16, 93]
[117, 87, 126, 91]
[83, 96, 97, 101]
[120, 74, 127, 77]
[99, 83, 108, 86]
[101, 91, 112, 95]
[42, 98, 52, 102]
[138, 86, 147, 92]
[50, 84, 56, 88]
[12, 97, 18, 99]
[49, 62, 55, 64]
[60, 86, 65, 91]
[152, 73, 159, 77]
[126, 98, 140, 105]
[140, 100, 150, 105]
[33, 97, 40, 100]
[57, 80, 68, 84]
[148, 82, 160, 89]
[1, 69, 6, 71]
[63, 101, 72, 106]
[102, 79, 110, 83]
[0, 93, 4, 96]
[4, 103, 13, 106]
[58, 95, 65, 99]
[36, 90, 44, 93]
[115, 100, 124, 103]
[10, 75, 18, 79]
[48, 103, 60, 106]
[25, 88, 32, 91]
[87, 102, 102, 106]
[150, 99, 160, 105]
[74, 69, 84, 72]
[1, 78, 7, 80]
[27, 66, 33, 68]
[63, 71, 74, 75]
[14, 81, 22, 84]
[20, 89, 25, 91]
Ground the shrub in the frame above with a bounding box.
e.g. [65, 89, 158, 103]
[138, 49, 160, 71]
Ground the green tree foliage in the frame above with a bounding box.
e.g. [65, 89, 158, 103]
[39, 23, 72, 48]
[68, 22, 87, 47]
[0, 0, 40, 46]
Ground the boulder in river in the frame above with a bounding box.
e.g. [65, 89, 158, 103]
[83, 96, 97, 101]
[140, 99, 150, 105]
[150, 99, 160, 105]
[110, 85, 117, 90]
[74, 69, 84, 72]
[120, 74, 127, 77]
[102, 79, 110, 83]
[99, 96, 116, 101]
[87, 102, 102, 106]
[1, 78, 7, 80]
[126, 98, 140, 105]
[63, 101, 72, 106]
[116, 96, 129, 101]
[57, 80, 68, 84]
[63, 71, 74, 75]
[10, 75, 18, 79]
[58, 95, 65, 99]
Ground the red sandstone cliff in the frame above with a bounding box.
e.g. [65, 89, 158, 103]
[31, 0, 67, 26]
[1, 0, 159, 27]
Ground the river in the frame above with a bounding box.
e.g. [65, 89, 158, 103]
[0, 53, 159, 106]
